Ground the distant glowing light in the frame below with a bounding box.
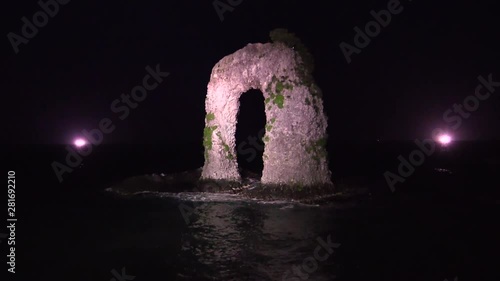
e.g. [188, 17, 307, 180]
[74, 138, 87, 147]
[437, 134, 452, 145]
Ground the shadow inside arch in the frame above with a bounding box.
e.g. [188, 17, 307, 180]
[236, 88, 266, 177]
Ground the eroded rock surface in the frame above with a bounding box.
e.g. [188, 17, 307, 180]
[202, 35, 332, 188]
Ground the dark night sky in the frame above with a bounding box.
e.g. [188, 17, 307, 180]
[3, 0, 499, 145]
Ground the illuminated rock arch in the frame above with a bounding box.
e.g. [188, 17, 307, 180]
[201, 35, 332, 187]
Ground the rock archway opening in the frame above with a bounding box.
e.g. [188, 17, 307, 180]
[235, 89, 266, 176]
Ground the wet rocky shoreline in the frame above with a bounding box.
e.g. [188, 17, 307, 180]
[106, 168, 367, 203]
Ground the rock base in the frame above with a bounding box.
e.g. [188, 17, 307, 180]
[108, 168, 349, 203]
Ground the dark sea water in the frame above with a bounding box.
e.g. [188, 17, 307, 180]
[3, 141, 500, 281]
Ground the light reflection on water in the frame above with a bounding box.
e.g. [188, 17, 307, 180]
[176, 201, 340, 280]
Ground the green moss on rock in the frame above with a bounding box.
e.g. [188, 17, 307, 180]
[206, 112, 215, 122]
[216, 132, 235, 160]
[273, 94, 284, 109]
[275, 80, 293, 94]
[305, 137, 328, 164]
[269, 28, 314, 74]
[269, 28, 324, 102]
[222, 143, 234, 159]
[203, 126, 218, 159]
[264, 75, 294, 110]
